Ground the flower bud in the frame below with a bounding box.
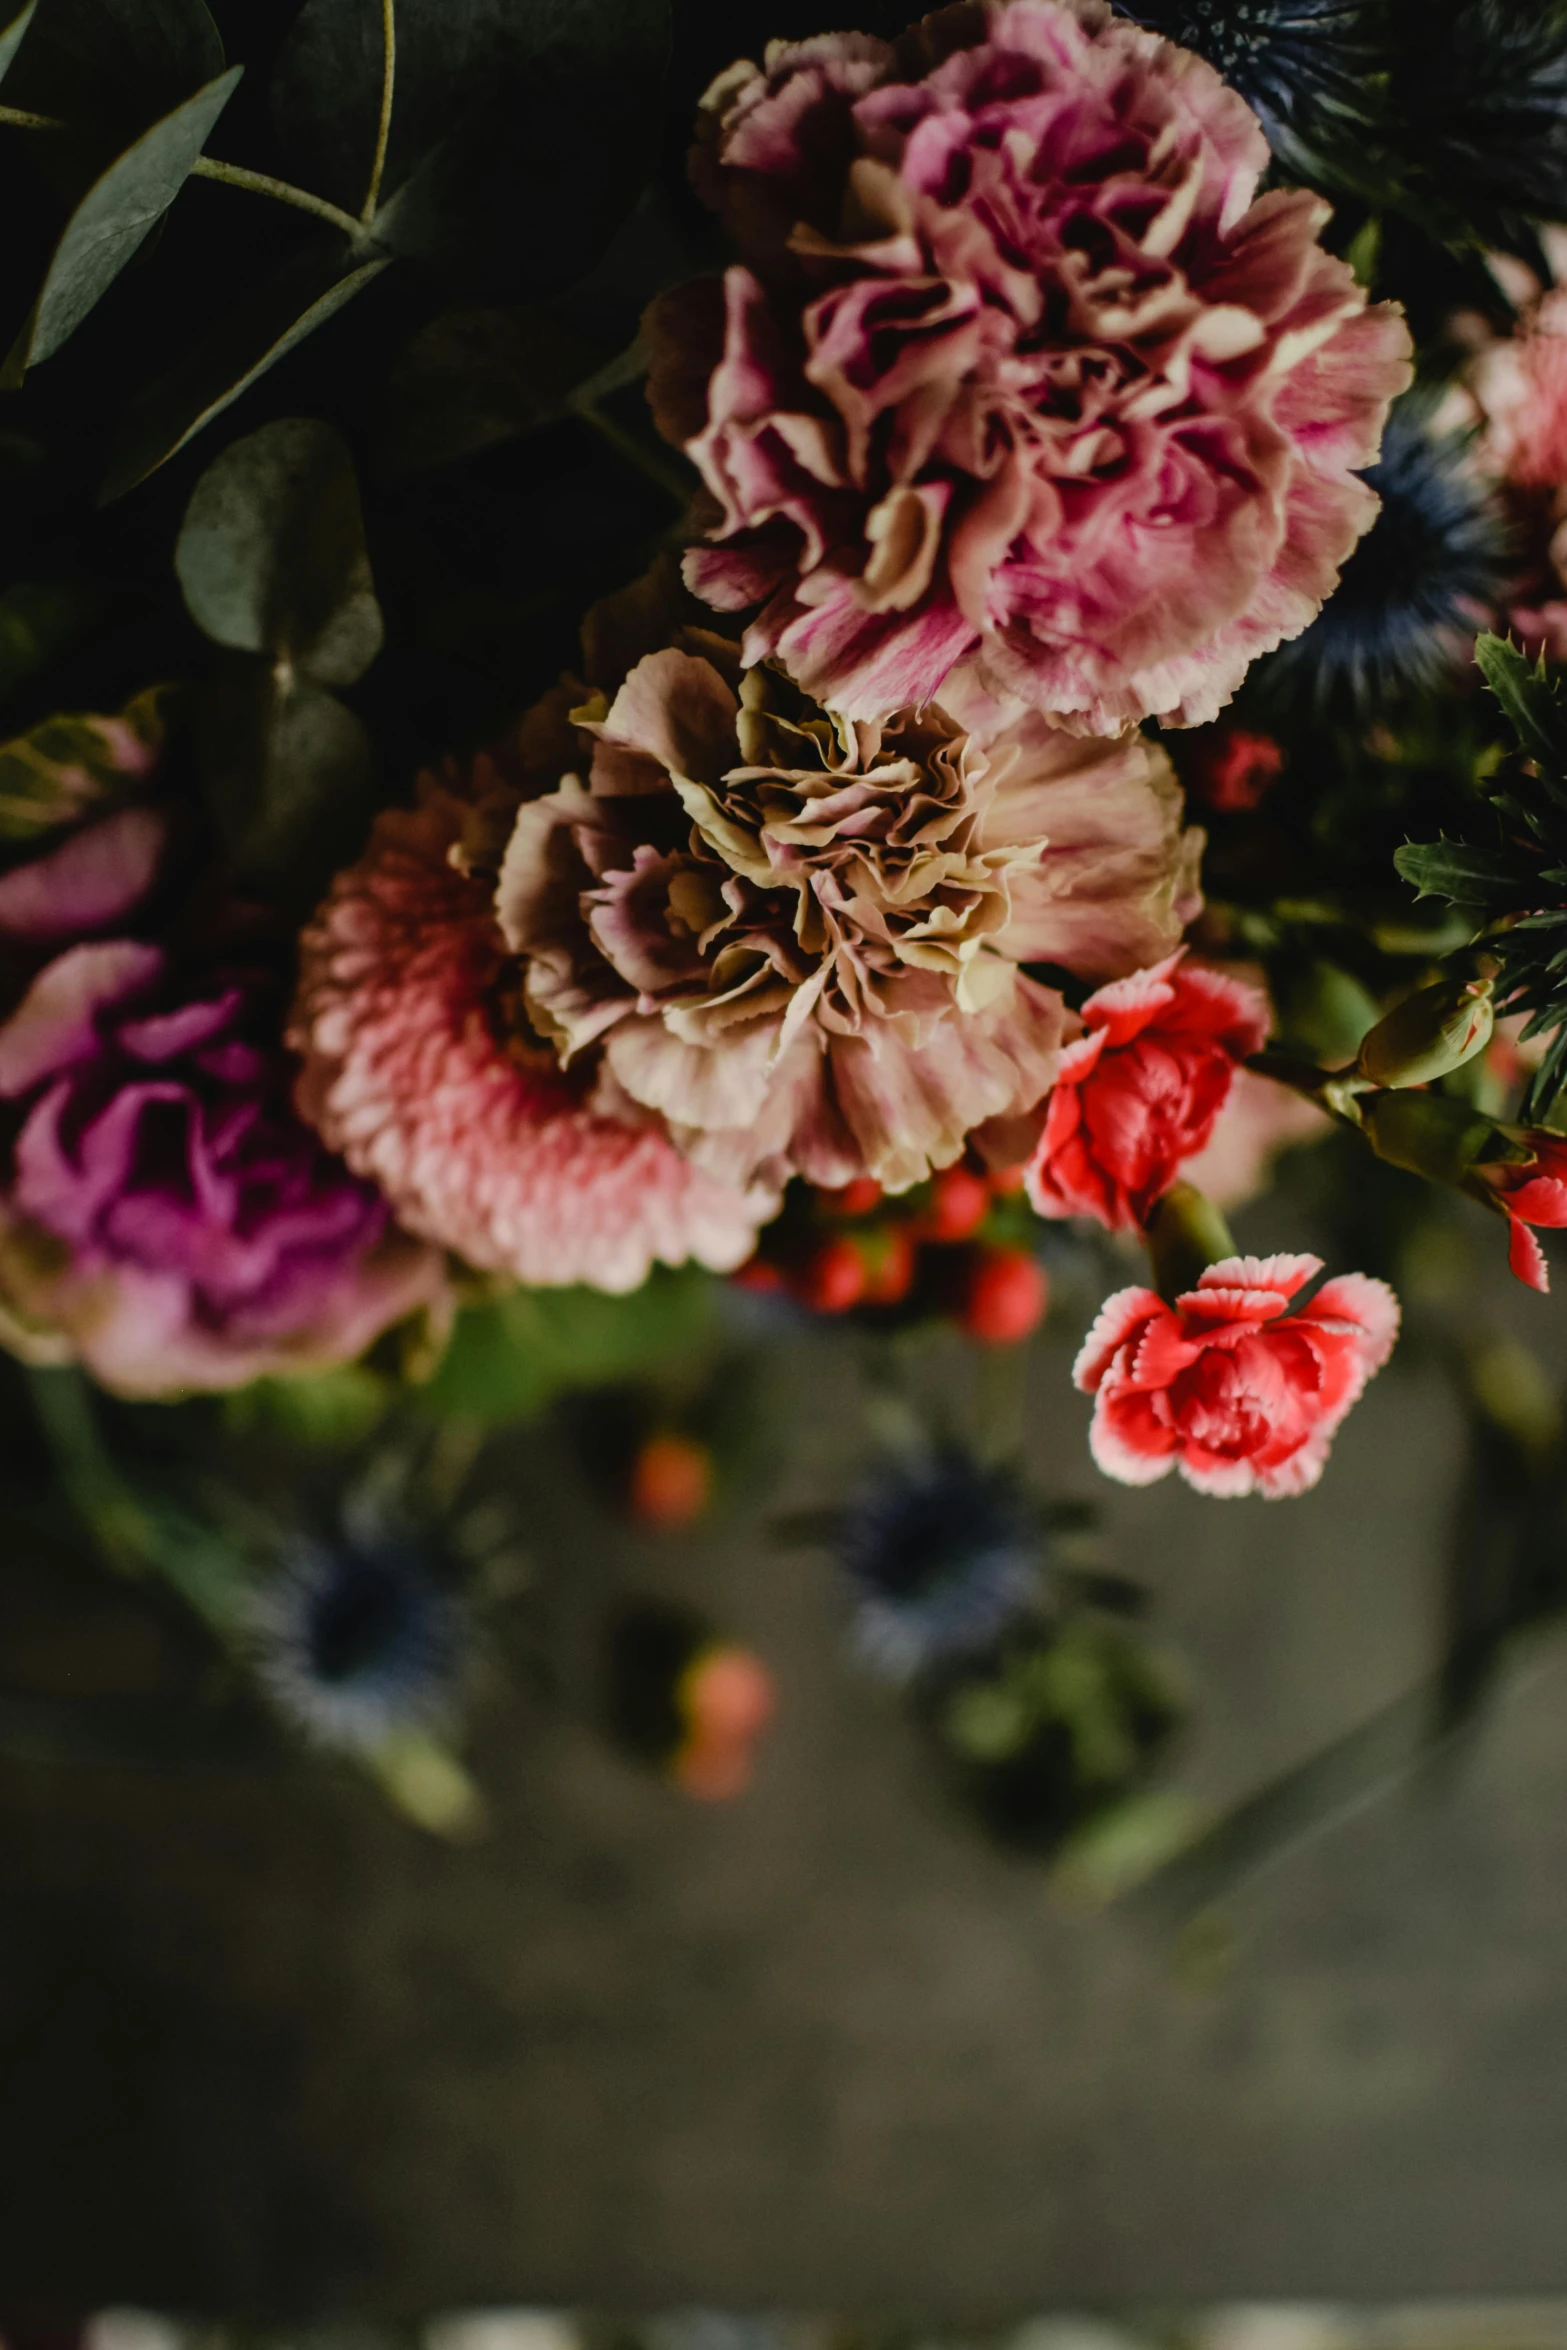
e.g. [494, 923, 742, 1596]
[1356, 970, 1495, 1089]
[1145, 1182, 1237, 1302]
[1359, 1090, 1511, 1185]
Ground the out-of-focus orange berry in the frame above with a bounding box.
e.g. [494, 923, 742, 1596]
[797, 1235, 867, 1313]
[819, 1176, 884, 1218]
[988, 1161, 1028, 1196]
[629, 1432, 713, 1528]
[673, 1642, 777, 1800]
[962, 1247, 1049, 1345]
[923, 1164, 991, 1241]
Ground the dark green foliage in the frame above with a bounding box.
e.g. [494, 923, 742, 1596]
[1398, 637, 1567, 1120]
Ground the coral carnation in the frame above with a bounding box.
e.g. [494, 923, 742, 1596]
[1470, 1130, 1567, 1294]
[495, 638, 1200, 1194]
[1027, 949, 1269, 1230]
[1074, 1253, 1399, 1497]
[650, 0, 1411, 732]
[290, 791, 770, 1293]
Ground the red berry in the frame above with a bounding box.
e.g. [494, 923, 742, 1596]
[797, 1236, 867, 1313]
[862, 1223, 917, 1305]
[628, 1433, 712, 1528]
[819, 1176, 883, 1218]
[962, 1247, 1049, 1345]
[987, 1162, 1028, 1197]
[924, 1165, 991, 1242]
[673, 1644, 777, 1801]
[730, 1256, 786, 1294]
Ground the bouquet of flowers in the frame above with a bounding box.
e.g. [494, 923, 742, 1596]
[7, 0, 1567, 1862]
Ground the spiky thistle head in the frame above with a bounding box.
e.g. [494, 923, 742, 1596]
[837, 1444, 1041, 1684]
[251, 1518, 463, 1754]
[1113, 0, 1383, 170]
[1394, 0, 1567, 248]
[1256, 405, 1510, 713]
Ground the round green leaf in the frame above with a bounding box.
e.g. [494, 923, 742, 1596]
[176, 416, 383, 685]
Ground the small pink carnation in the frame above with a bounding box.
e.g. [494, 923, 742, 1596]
[290, 789, 772, 1294]
[1026, 949, 1268, 1230]
[651, 0, 1411, 733]
[1074, 1253, 1400, 1498]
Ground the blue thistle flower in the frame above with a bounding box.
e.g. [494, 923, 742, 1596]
[1113, 0, 1381, 168]
[252, 1528, 463, 1754]
[1395, 0, 1567, 245]
[1255, 408, 1510, 712]
[837, 1445, 1040, 1684]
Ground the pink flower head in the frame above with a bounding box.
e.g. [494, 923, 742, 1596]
[0, 942, 444, 1397]
[1026, 949, 1269, 1230]
[1074, 1253, 1400, 1497]
[1471, 1131, 1567, 1294]
[651, 0, 1412, 733]
[289, 789, 772, 1293]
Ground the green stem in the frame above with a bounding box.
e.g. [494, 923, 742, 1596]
[575, 400, 694, 510]
[0, 104, 366, 240]
[361, 0, 396, 224]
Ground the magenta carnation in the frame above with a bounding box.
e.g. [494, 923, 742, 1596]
[0, 940, 443, 1397]
[649, 0, 1412, 733]
[289, 789, 773, 1293]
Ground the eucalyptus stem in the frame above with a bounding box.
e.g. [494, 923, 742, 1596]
[0, 104, 366, 240]
[574, 400, 695, 510]
[362, 0, 396, 224]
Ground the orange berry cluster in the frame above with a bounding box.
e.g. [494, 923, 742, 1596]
[732, 1161, 1049, 1346]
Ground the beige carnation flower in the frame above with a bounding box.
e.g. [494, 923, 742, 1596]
[494, 637, 1200, 1194]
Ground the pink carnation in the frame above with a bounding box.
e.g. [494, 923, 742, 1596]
[1074, 1253, 1400, 1498]
[650, 0, 1411, 733]
[1026, 949, 1268, 1230]
[289, 789, 772, 1294]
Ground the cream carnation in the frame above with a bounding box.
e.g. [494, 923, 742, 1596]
[493, 633, 1201, 1194]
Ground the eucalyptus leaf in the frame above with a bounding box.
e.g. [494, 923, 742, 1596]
[423, 1267, 716, 1424]
[0, 578, 105, 708]
[194, 660, 375, 910]
[0, 1, 39, 88]
[3, 0, 224, 135]
[376, 303, 603, 475]
[3, 64, 241, 381]
[176, 416, 382, 684]
[101, 240, 389, 498]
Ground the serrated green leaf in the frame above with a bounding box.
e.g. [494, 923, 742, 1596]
[193, 661, 374, 913]
[1393, 835, 1527, 909]
[1475, 632, 1567, 774]
[176, 416, 382, 684]
[4, 64, 241, 381]
[101, 240, 389, 499]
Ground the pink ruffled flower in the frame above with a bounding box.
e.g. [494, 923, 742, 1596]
[290, 789, 772, 1294]
[650, 0, 1411, 733]
[1074, 1253, 1400, 1498]
[1026, 949, 1269, 1230]
[1471, 1131, 1567, 1294]
[0, 941, 442, 1398]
